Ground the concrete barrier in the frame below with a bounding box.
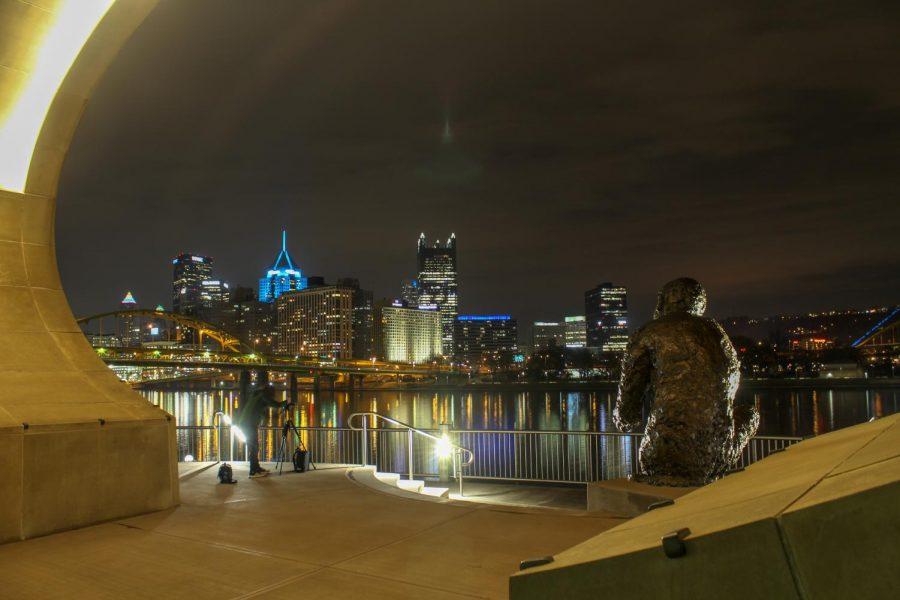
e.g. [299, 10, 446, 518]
[511, 413, 900, 599]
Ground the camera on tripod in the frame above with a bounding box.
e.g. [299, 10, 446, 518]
[275, 400, 315, 475]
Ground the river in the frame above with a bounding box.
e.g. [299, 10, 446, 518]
[142, 383, 899, 437]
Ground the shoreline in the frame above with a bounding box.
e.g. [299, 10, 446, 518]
[136, 377, 900, 392]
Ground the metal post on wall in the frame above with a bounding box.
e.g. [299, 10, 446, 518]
[361, 419, 368, 467]
[408, 428, 414, 481]
[239, 369, 251, 463]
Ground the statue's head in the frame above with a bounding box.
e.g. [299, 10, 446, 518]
[654, 278, 707, 318]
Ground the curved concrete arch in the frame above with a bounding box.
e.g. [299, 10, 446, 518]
[0, 1, 177, 542]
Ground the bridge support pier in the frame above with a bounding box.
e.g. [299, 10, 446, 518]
[349, 374, 364, 390]
[289, 373, 298, 405]
[313, 374, 335, 391]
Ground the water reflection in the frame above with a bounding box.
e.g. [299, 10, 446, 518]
[143, 385, 899, 437]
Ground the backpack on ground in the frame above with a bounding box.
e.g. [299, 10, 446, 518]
[218, 462, 237, 484]
[292, 448, 310, 473]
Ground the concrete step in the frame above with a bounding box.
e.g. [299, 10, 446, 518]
[420, 486, 450, 498]
[374, 472, 400, 485]
[396, 479, 425, 493]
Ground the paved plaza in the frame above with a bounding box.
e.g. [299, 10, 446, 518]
[0, 464, 623, 599]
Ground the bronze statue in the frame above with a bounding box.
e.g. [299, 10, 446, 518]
[614, 278, 759, 486]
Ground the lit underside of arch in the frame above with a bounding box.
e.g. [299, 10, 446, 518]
[0, 0, 115, 193]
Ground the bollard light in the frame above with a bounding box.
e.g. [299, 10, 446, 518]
[184, 454, 195, 462]
[436, 435, 452, 458]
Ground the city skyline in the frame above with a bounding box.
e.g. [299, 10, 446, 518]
[56, 0, 899, 328]
[68, 227, 897, 334]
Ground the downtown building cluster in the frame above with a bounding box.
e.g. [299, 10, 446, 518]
[161, 231, 519, 366]
[531, 283, 629, 355]
[109, 231, 629, 373]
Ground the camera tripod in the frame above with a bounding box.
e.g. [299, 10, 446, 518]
[273, 403, 317, 475]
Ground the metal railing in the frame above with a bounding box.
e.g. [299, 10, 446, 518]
[347, 412, 475, 495]
[174, 424, 801, 487]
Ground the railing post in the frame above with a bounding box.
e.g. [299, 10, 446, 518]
[457, 451, 464, 497]
[361, 419, 368, 467]
[408, 428, 414, 481]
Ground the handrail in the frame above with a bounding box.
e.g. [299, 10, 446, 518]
[347, 411, 475, 496]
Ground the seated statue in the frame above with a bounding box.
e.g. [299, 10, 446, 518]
[614, 278, 759, 486]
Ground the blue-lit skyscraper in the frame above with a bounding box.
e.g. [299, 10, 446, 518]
[259, 230, 306, 303]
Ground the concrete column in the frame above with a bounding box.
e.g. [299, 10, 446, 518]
[0, 0, 175, 543]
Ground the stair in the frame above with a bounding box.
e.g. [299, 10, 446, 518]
[374, 472, 400, 485]
[352, 467, 450, 500]
[419, 486, 450, 498]
[396, 479, 425, 493]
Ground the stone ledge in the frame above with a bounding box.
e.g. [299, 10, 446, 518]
[587, 478, 695, 516]
[511, 414, 900, 599]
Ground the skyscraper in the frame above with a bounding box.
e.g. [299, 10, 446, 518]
[416, 233, 458, 349]
[276, 282, 353, 359]
[585, 283, 629, 353]
[454, 315, 518, 362]
[120, 291, 141, 347]
[225, 286, 276, 353]
[259, 230, 306, 303]
[564, 315, 587, 348]
[172, 254, 212, 316]
[197, 279, 230, 328]
[400, 278, 420, 308]
[338, 278, 374, 360]
[374, 300, 443, 364]
[532, 321, 566, 349]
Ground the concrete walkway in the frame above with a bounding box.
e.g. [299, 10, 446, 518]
[0, 463, 624, 599]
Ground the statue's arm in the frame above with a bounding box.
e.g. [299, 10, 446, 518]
[614, 332, 652, 432]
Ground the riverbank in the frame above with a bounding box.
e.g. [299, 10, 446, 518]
[138, 376, 900, 392]
[351, 377, 900, 392]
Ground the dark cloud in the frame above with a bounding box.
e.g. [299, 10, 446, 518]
[57, 0, 900, 329]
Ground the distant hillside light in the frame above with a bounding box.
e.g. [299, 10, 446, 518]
[0, 0, 115, 192]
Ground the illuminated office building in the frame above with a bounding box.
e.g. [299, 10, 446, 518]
[120, 291, 141, 347]
[532, 321, 566, 349]
[565, 315, 587, 348]
[197, 279, 230, 327]
[585, 283, 629, 353]
[88, 333, 121, 348]
[172, 253, 212, 316]
[454, 315, 518, 362]
[276, 283, 353, 359]
[416, 233, 458, 349]
[400, 278, 420, 308]
[259, 230, 307, 303]
[338, 278, 374, 360]
[375, 301, 443, 364]
[227, 286, 276, 353]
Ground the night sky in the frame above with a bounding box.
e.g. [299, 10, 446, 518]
[58, 0, 900, 329]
